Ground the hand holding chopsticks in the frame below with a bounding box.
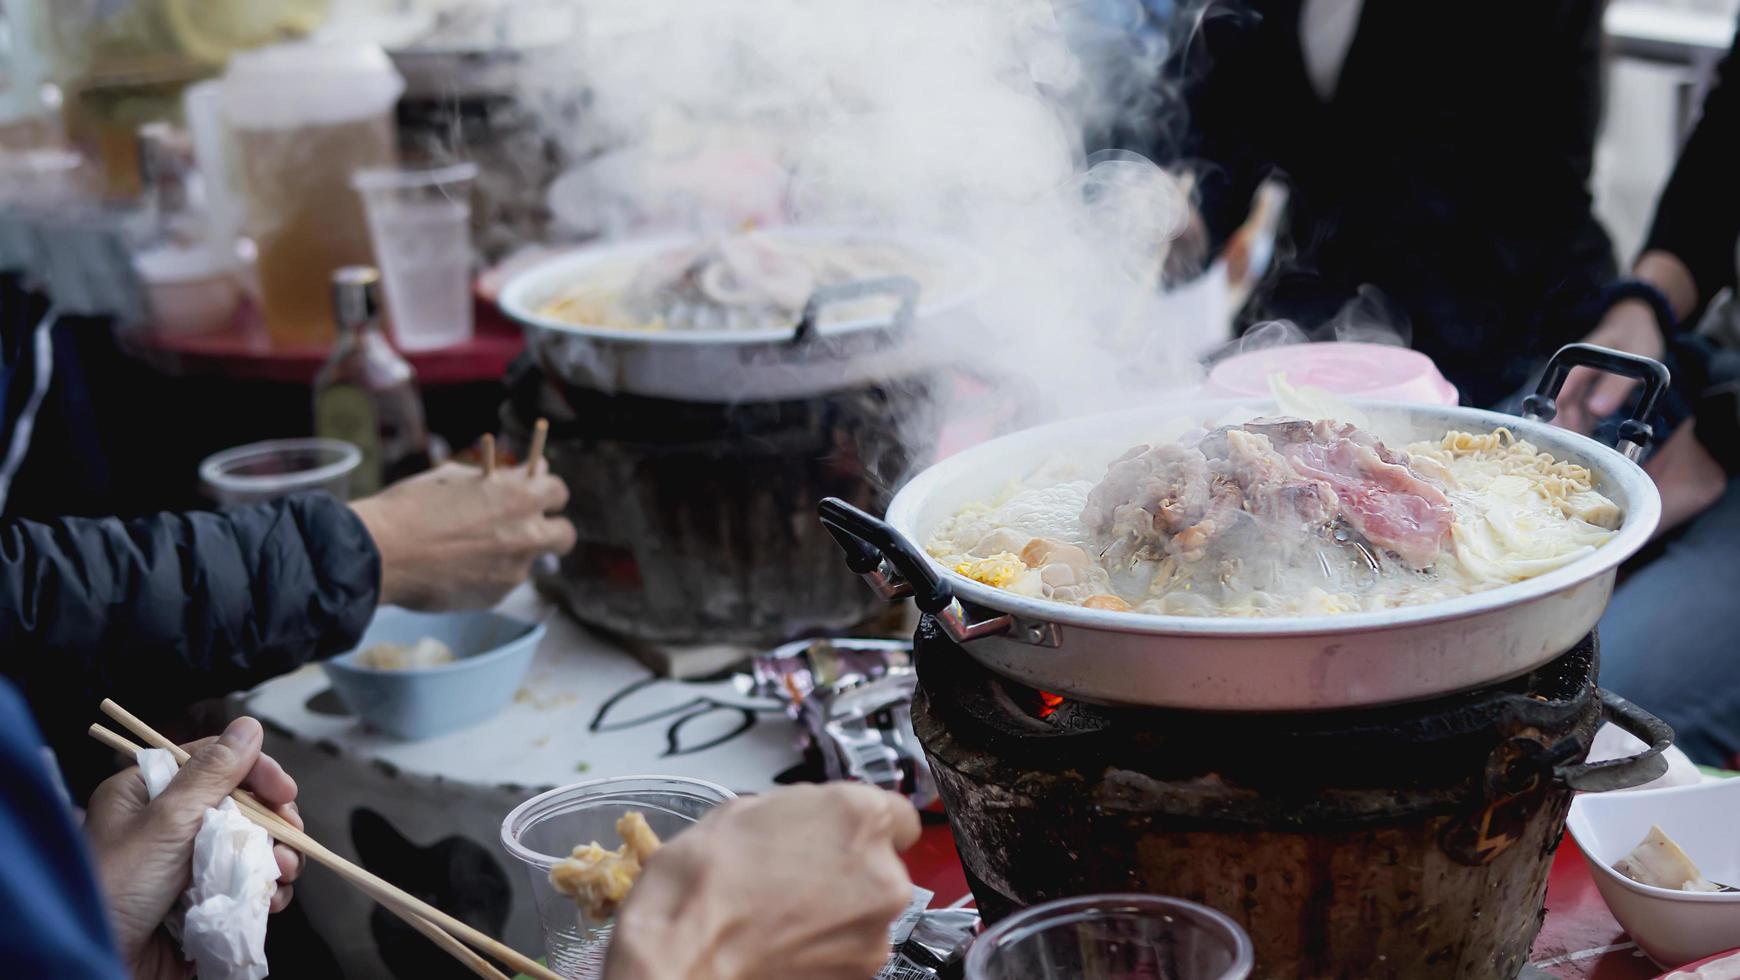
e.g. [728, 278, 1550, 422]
[89, 701, 558, 980]
[475, 417, 549, 479]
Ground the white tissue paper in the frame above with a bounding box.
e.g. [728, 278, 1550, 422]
[136, 747, 277, 980]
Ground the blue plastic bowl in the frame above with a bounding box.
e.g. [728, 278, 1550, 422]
[320, 607, 545, 740]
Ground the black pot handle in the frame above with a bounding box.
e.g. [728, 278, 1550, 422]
[818, 497, 955, 614]
[1554, 690, 1674, 792]
[1522, 343, 1671, 462]
[791, 276, 920, 347]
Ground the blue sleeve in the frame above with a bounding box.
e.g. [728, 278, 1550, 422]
[0, 680, 127, 978]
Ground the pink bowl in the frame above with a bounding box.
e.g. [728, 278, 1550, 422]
[1204, 341, 1459, 406]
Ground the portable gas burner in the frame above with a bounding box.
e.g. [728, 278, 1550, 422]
[909, 618, 1671, 980]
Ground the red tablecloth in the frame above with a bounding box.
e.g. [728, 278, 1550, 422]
[899, 827, 1661, 979]
[125, 299, 524, 385]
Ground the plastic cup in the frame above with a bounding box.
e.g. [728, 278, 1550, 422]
[964, 894, 1256, 980]
[500, 776, 736, 978]
[352, 163, 478, 351]
[199, 438, 362, 505]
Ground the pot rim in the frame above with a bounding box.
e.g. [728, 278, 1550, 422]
[496, 225, 991, 347]
[884, 398, 1662, 638]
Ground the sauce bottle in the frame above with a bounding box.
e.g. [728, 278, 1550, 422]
[314, 266, 430, 496]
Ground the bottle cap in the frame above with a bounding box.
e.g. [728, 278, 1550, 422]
[332, 265, 381, 331]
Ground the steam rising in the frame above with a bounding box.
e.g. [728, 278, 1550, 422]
[543, 0, 1210, 462]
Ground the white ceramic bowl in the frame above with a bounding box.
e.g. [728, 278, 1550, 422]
[1566, 778, 1740, 969]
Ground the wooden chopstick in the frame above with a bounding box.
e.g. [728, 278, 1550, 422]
[95, 702, 559, 980]
[86, 723, 513, 980]
[525, 418, 548, 477]
[480, 434, 497, 477]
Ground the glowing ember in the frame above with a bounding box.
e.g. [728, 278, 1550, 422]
[1038, 691, 1064, 719]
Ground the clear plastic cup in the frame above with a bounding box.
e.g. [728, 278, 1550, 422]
[964, 894, 1256, 980]
[500, 776, 736, 979]
[199, 438, 362, 505]
[352, 162, 478, 351]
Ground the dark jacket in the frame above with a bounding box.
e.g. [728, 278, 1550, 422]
[1166, 0, 1617, 407]
[1645, 23, 1740, 316]
[0, 678, 126, 978]
[1629, 20, 1740, 473]
[0, 493, 379, 788]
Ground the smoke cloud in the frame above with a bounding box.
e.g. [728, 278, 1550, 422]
[531, 0, 1218, 474]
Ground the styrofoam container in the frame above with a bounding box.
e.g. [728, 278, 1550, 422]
[1567, 778, 1740, 969]
[1204, 341, 1459, 406]
[320, 607, 544, 739]
[135, 244, 240, 335]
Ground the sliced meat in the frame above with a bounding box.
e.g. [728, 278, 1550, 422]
[1281, 437, 1452, 568]
[1081, 443, 1214, 564]
[1211, 428, 1338, 534]
[1170, 477, 1245, 562]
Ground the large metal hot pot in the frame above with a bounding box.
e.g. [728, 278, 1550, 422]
[492, 227, 985, 646]
[496, 226, 989, 402]
[822, 345, 1670, 710]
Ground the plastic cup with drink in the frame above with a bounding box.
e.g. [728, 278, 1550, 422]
[221, 42, 403, 347]
[352, 162, 479, 351]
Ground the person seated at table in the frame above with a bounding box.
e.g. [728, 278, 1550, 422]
[1154, 0, 1615, 409]
[1550, 13, 1740, 767]
[0, 692, 920, 980]
[1147, 0, 1740, 765]
[0, 460, 577, 791]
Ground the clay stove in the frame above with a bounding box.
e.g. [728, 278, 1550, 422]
[911, 619, 1670, 979]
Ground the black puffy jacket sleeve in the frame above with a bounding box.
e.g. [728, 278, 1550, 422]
[0, 493, 380, 717]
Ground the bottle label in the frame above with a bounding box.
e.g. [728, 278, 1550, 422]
[316, 385, 382, 497]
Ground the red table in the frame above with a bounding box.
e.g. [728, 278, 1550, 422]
[123, 298, 524, 385]
[899, 827, 1661, 979]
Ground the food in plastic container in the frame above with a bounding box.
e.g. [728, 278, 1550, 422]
[548, 811, 662, 921]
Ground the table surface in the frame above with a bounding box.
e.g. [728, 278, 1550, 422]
[249, 587, 1687, 980]
[125, 298, 524, 385]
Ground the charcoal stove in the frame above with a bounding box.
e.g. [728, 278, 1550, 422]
[504, 361, 932, 646]
[909, 618, 1671, 980]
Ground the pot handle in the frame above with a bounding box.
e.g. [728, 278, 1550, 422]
[791, 276, 920, 347]
[818, 498, 1021, 643]
[818, 497, 954, 613]
[1554, 690, 1674, 792]
[1522, 343, 1671, 462]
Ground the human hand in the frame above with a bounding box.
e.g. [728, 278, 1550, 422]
[350, 461, 577, 610]
[84, 717, 303, 980]
[604, 784, 922, 980]
[1556, 299, 1667, 435]
[1644, 418, 1728, 536]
